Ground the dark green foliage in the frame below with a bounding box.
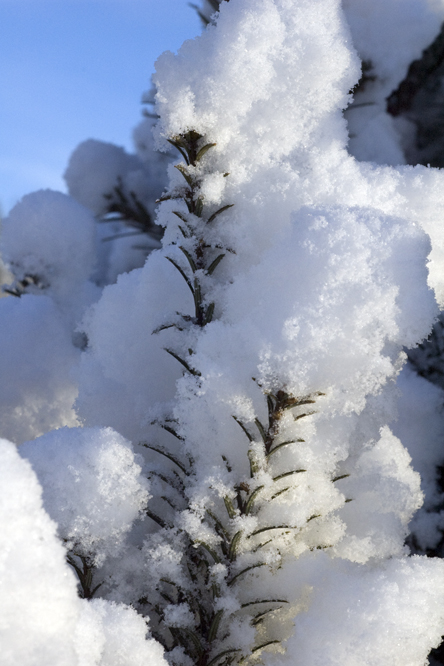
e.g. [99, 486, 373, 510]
[189, 0, 226, 27]
[387, 24, 444, 117]
[349, 60, 376, 97]
[66, 552, 102, 599]
[158, 130, 234, 329]
[386, 22, 444, 168]
[2, 273, 44, 297]
[408, 316, 444, 391]
[101, 177, 163, 242]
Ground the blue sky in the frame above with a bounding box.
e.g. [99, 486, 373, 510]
[0, 0, 201, 214]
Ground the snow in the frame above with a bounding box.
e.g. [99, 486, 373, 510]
[1, 190, 96, 300]
[64, 129, 169, 287]
[0, 438, 80, 665]
[21, 427, 150, 565]
[0, 438, 168, 666]
[65, 140, 146, 217]
[74, 599, 168, 666]
[344, 0, 444, 165]
[75, 251, 190, 442]
[3, 0, 444, 663]
[65, 125, 169, 223]
[0, 294, 80, 443]
[393, 365, 444, 552]
[283, 552, 444, 666]
[154, 0, 357, 175]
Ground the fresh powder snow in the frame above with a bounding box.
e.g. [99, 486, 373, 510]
[1, 0, 444, 665]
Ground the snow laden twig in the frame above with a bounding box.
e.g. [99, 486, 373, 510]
[142, 131, 338, 666]
[100, 176, 164, 243]
[156, 129, 233, 331]
[142, 385, 328, 666]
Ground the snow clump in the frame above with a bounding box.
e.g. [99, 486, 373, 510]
[0, 294, 80, 444]
[21, 427, 150, 564]
[1, 190, 96, 300]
